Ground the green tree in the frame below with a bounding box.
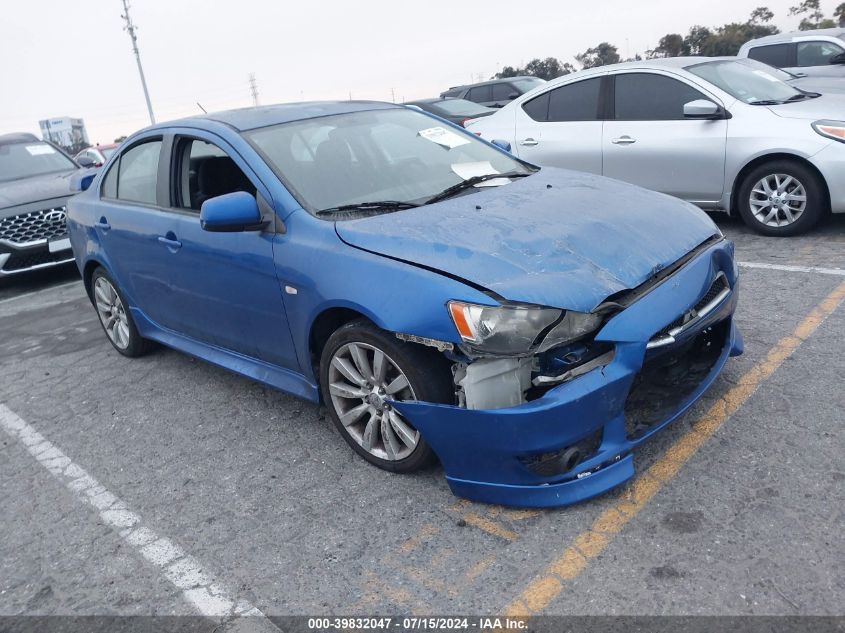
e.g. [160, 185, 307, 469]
[836, 2, 845, 25]
[648, 33, 684, 58]
[575, 42, 621, 68]
[672, 8, 777, 57]
[493, 57, 576, 80]
[790, 0, 836, 29]
[114, 135, 127, 143]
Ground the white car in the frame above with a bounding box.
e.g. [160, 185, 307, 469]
[738, 28, 845, 79]
[467, 57, 845, 236]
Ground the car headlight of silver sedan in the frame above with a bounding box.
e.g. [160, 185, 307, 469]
[448, 301, 603, 355]
[812, 120, 845, 144]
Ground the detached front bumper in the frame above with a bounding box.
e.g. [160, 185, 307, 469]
[393, 239, 742, 508]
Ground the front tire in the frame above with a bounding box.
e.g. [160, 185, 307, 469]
[737, 160, 826, 236]
[319, 319, 453, 473]
[90, 267, 153, 357]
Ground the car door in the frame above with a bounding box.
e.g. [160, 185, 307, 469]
[512, 76, 604, 175]
[155, 133, 299, 370]
[490, 82, 518, 108]
[466, 84, 494, 108]
[793, 39, 845, 77]
[602, 71, 727, 206]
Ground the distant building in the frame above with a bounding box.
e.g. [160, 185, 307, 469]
[38, 116, 89, 154]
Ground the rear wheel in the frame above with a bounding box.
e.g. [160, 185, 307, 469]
[319, 320, 453, 473]
[737, 160, 826, 236]
[91, 267, 153, 357]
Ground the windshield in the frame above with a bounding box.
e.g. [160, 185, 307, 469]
[245, 108, 532, 214]
[431, 99, 491, 116]
[0, 141, 77, 182]
[688, 59, 805, 104]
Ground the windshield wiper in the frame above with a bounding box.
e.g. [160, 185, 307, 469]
[315, 200, 419, 216]
[748, 99, 783, 105]
[785, 92, 819, 102]
[424, 172, 530, 205]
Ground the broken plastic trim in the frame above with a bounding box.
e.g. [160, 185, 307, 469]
[394, 332, 454, 353]
[532, 349, 615, 387]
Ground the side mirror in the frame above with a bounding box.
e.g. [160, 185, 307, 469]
[77, 155, 96, 168]
[490, 139, 512, 153]
[70, 168, 98, 192]
[830, 52, 845, 65]
[200, 191, 263, 232]
[683, 99, 723, 119]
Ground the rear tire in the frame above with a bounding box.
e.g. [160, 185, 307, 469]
[90, 267, 153, 358]
[737, 160, 826, 236]
[319, 319, 453, 473]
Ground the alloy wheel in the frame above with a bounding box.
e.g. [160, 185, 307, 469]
[749, 173, 807, 228]
[93, 276, 131, 350]
[327, 342, 420, 461]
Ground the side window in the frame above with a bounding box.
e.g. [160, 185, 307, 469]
[797, 41, 845, 67]
[614, 73, 707, 121]
[106, 140, 162, 204]
[175, 138, 256, 211]
[747, 43, 792, 67]
[547, 78, 602, 122]
[466, 85, 492, 103]
[491, 83, 513, 101]
[522, 92, 550, 121]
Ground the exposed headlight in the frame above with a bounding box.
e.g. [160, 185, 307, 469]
[447, 301, 603, 355]
[812, 120, 845, 143]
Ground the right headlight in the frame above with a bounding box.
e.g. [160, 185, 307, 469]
[812, 120, 845, 143]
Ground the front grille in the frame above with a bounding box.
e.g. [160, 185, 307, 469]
[3, 249, 73, 272]
[0, 207, 68, 245]
[625, 319, 728, 440]
[655, 274, 729, 339]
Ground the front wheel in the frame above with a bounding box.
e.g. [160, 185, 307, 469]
[91, 267, 153, 357]
[319, 320, 453, 473]
[737, 160, 826, 236]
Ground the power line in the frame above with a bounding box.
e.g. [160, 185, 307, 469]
[119, 0, 155, 125]
[249, 73, 259, 107]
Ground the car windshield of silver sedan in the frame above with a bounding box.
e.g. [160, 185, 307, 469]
[0, 141, 78, 182]
[688, 59, 817, 105]
[245, 108, 534, 217]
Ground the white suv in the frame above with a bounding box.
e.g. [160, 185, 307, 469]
[738, 28, 845, 78]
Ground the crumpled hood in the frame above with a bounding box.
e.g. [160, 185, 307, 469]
[0, 170, 76, 210]
[335, 168, 720, 312]
[766, 93, 845, 120]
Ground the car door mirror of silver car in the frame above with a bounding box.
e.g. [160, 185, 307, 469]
[830, 53, 845, 65]
[683, 99, 729, 120]
[200, 191, 268, 232]
[491, 139, 512, 153]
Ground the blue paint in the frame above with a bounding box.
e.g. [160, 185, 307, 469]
[67, 101, 741, 508]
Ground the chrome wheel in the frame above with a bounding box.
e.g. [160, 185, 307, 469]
[749, 173, 807, 228]
[93, 276, 131, 350]
[327, 342, 420, 461]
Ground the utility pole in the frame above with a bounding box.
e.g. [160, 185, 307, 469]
[390, 87, 395, 103]
[249, 72, 260, 107]
[120, 0, 155, 125]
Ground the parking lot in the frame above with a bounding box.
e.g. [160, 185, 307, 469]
[1, 214, 843, 624]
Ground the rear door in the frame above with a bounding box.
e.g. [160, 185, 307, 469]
[602, 71, 727, 205]
[793, 39, 845, 77]
[512, 76, 604, 174]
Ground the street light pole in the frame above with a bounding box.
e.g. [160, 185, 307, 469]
[120, 0, 155, 124]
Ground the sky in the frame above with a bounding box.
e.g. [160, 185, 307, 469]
[0, 0, 829, 144]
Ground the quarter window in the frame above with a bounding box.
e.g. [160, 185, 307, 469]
[614, 73, 707, 121]
[747, 43, 793, 67]
[112, 140, 162, 204]
[797, 41, 845, 67]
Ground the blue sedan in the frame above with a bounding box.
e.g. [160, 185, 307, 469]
[66, 101, 742, 507]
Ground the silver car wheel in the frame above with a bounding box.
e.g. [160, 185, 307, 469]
[327, 342, 420, 461]
[93, 276, 131, 350]
[749, 173, 807, 228]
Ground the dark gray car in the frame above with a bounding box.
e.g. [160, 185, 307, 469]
[440, 76, 546, 108]
[0, 133, 81, 276]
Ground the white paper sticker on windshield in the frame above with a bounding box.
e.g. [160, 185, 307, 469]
[752, 70, 780, 82]
[25, 144, 56, 155]
[419, 126, 470, 149]
[451, 161, 508, 186]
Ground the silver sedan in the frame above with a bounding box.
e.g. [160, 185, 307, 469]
[468, 57, 845, 236]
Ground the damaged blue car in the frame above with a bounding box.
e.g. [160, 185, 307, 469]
[66, 102, 742, 508]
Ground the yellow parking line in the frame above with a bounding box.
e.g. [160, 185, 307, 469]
[462, 512, 519, 542]
[504, 280, 845, 617]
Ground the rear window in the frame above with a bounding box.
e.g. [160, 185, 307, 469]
[747, 43, 792, 68]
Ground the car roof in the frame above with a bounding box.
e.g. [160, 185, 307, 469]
[537, 57, 732, 83]
[0, 132, 40, 145]
[158, 100, 401, 133]
[742, 27, 845, 47]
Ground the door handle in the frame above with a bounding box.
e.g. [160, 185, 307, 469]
[95, 217, 111, 231]
[157, 235, 182, 250]
[520, 138, 539, 146]
[611, 136, 636, 145]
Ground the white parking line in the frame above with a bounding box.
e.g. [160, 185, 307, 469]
[0, 403, 280, 631]
[739, 261, 845, 276]
[0, 280, 80, 305]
